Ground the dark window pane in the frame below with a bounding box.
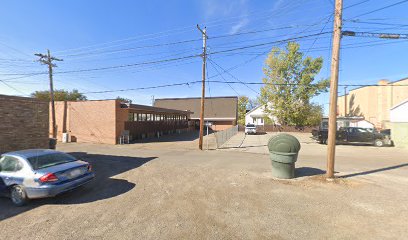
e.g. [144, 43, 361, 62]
[27, 153, 76, 170]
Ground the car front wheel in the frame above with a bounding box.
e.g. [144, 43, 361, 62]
[10, 185, 28, 206]
[374, 139, 384, 147]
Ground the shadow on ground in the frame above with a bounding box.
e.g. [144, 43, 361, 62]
[295, 167, 326, 178]
[339, 163, 408, 178]
[0, 152, 155, 221]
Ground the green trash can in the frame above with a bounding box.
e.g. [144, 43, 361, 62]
[267, 133, 301, 179]
[49, 138, 57, 150]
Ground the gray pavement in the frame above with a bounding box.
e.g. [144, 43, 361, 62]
[0, 133, 407, 239]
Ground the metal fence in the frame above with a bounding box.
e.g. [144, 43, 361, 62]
[214, 125, 238, 148]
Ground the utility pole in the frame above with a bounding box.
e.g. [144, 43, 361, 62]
[35, 50, 63, 139]
[197, 24, 208, 150]
[344, 86, 347, 116]
[326, 0, 343, 179]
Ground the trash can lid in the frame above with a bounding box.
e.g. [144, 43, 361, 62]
[267, 133, 301, 153]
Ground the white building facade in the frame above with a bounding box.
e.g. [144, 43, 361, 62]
[390, 99, 408, 148]
[245, 105, 278, 126]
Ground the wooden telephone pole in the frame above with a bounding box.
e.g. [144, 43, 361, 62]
[35, 50, 63, 139]
[326, 0, 343, 179]
[197, 25, 208, 150]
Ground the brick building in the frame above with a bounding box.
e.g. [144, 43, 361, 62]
[0, 95, 49, 153]
[337, 78, 408, 129]
[154, 96, 238, 131]
[53, 100, 191, 144]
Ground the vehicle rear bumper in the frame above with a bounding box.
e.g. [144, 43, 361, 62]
[26, 173, 95, 199]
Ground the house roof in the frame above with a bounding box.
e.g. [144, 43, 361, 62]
[154, 96, 238, 119]
[245, 105, 263, 116]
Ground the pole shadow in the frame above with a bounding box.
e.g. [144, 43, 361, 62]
[339, 163, 408, 178]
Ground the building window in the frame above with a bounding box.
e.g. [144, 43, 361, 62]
[253, 118, 256, 123]
[128, 113, 134, 121]
[261, 118, 263, 124]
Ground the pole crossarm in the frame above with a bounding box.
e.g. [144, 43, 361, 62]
[342, 30, 408, 39]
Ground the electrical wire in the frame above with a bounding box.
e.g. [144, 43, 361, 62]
[352, 0, 408, 18]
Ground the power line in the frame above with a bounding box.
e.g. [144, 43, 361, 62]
[48, 32, 329, 75]
[207, 59, 240, 96]
[208, 32, 331, 55]
[77, 80, 408, 95]
[344, 19, 408, 27]
[343, 0, 371, 10]
[61, 38, 202, 58]
[207, 58, 259, 95]
[55, 54, 201, 74]
[353, 0, 408, 18]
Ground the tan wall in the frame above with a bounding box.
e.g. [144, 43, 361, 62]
[53, 100, 118, 144]
[0, 95, 49, 153]
[391, 122, 408, 148]
[338, 79, 408, 129]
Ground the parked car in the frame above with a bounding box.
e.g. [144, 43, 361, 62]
[312, 127, 392, 147]
[245, 124, 257, 135]
[0, 149, 95, 206]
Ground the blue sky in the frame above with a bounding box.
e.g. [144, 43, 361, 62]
[0, 0, 407, 113]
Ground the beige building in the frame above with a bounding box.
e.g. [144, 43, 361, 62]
[154, 96, 238, 131]
[337, 78, 408, 129]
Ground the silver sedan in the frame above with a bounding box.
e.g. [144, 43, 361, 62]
[0, 149, 95, 206]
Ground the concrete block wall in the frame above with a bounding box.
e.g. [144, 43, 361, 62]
[391, 122, 408, 148]
[0, 95, 49, 153]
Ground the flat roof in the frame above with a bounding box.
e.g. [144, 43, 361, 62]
[154, 96, 238, 119]
[121, 103, 192, 115]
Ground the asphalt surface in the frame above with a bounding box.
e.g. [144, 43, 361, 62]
[0, 132, 407, 239]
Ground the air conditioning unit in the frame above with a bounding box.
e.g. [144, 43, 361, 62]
[62, 133, 70, 143]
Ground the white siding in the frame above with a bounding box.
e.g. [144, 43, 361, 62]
[390, 101, 408, 123]
[245, 105, 278, 125]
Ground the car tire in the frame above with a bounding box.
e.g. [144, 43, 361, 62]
[374, 139, 384, 147]
[10, 185, 29, 206]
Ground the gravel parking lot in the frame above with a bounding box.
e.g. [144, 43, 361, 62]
[1, 133, 407, 239]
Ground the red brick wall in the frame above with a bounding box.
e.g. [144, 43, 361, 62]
[0, 95, 49, 153]
[54, 100, 118, 144]
[211, 121, 235, 131]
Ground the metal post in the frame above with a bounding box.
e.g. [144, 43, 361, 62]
[344, 86, 347, 116]
[206, 122, 209, 150]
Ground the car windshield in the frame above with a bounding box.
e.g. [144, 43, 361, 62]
[27, 152, 77, 170]
[246, 124, 255, 127]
